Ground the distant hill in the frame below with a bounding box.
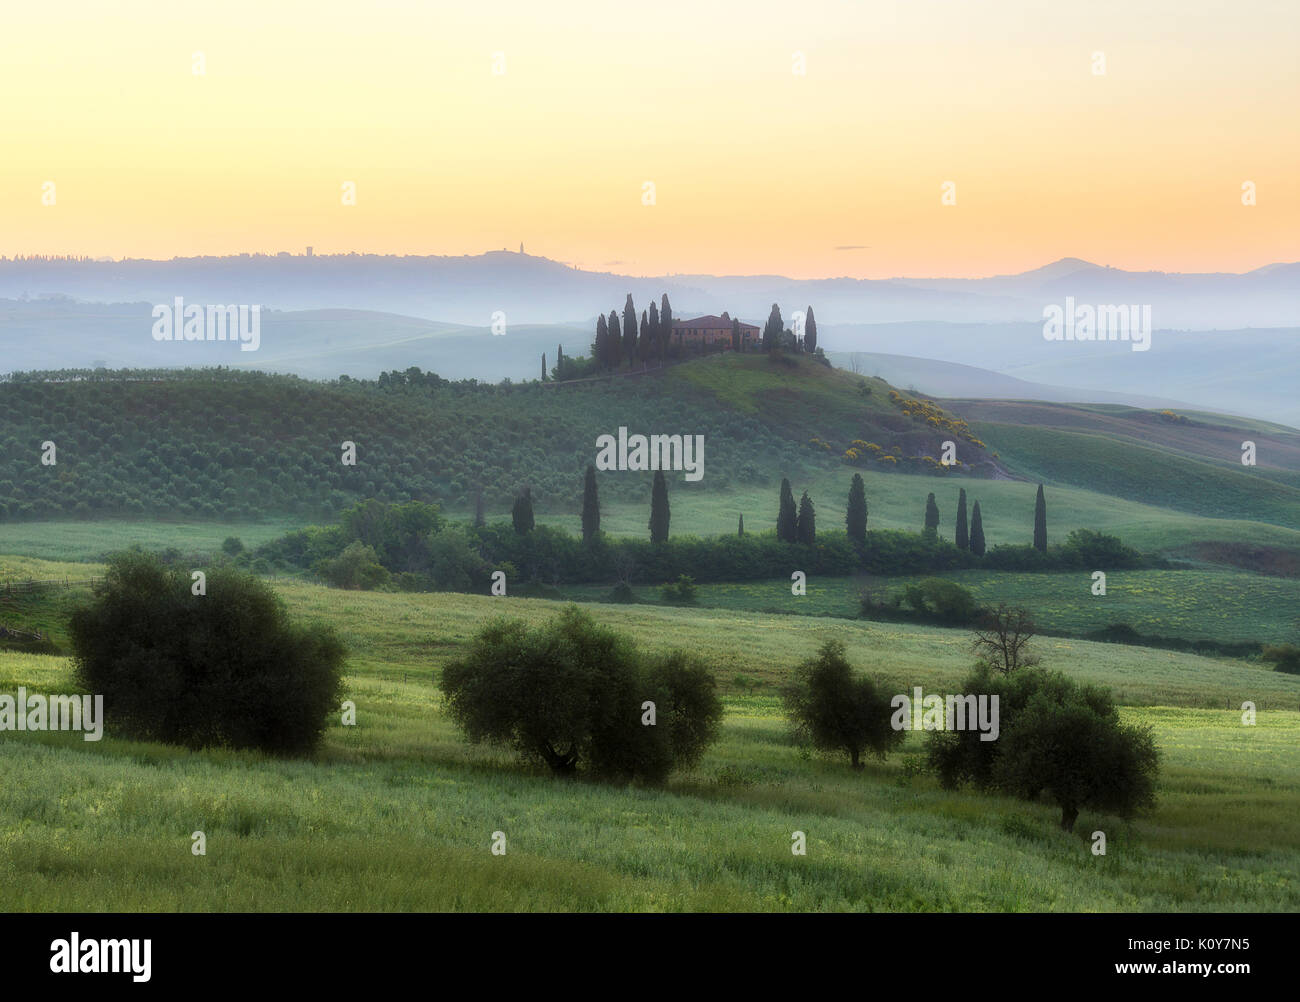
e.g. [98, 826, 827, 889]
[822, 323, 1300, 427]
[6, 296, 1295, 425]
[2, 252, 1295, 328]
[0, 299, 592, 383]
[825, 350, 1201, 412]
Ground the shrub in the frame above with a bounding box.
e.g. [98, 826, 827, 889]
[661, 573, 698, 605]
[440, 606, 723, 782]
[426, 526, 491, 591]
[221, 536, 244, 556]
[314, 540, 391, 590]
[68, 551, 345, 754]
[607, 581, 637, 603]
[901, 578, 979, 624]
[1262, 644, 1300, 674]
[783, 639, 904, 769]
[1060, 529, 1144, 569]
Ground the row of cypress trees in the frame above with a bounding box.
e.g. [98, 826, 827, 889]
[513, 466, 672, 542]
[591, 294, 675, 370]
[760, 304, 819, 354]
[923, 483, 1047, 554]
[520, 468, 1047, 554]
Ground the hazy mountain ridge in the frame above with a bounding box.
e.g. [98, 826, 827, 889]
[2, 253, 1295, 328]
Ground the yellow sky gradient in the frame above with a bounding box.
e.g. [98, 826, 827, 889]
[3, 0, 1296, 277]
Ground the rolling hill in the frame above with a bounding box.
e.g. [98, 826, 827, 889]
[2, 353, 1297, 568]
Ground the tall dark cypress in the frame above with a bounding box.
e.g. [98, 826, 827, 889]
[608, 310, 622, 367]
[593, 314, 608, 370]
[1033, 483, 1048, 553]
[649, 470, 670, 543]
[796, 491, 816, 545]
[731, 317, 741, 351]
[804, 305, 817, 354]
[969, 501, 986, 556]
[955, 488, 969, 550]
[659, 293, 673, 362]
[763, 303, 783, 352]
[541, 352, 547, 382]
[639, 311, 650, 366]
[581, 464, 600, 543]
[512, 487, 535, 535]
[474, 491, 485, 528]
[738, 513, 745, 537]
[623, 294, 637, 363]
[556, 343, 564, 378]
[648, 301, 659, 361]
[923, 492, 940, 542]
[846, 473, 867, 544]
[777, 478, 798, 543]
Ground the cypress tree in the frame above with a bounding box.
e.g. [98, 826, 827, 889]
[923, 492, 940, 542]
[659, 293, 673, 362]
[608, 311, 622, 367]
[763, 303, 783, 352]
[846, 473, 867, 544]
[474, 491, 485, 528]
[955, 487, 969, 550]
[541, 352, 547, 382]
[512, 487, 535, 535]
[797, 491, 816, 545]
[777, 478, 798, 542]
[970, 501, 986, 556]
[738, 513, 745, 537]
[623, 294, 637, 363]
[648, 301, 659, 360]
[804, 305, 817, 354]
[639, 311, 650, 366]
[581, 464, 600, 543]
[556, 343, 564, 378]
[593, 314, 608, 370]
[649, 470, 670, 543]
[731, 316, 741, 351]
[1033, 483, 1048, 553]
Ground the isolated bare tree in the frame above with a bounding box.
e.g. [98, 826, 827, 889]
[848, 352, 864, 374]
[612, 549, 639, 587]
[972, 604, 1041, 674]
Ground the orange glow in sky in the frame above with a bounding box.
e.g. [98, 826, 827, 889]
[2, 0, 1297, 277]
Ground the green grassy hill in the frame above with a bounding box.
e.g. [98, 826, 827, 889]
[3, 353, 1298, 568]
[0, 354, 989, 523]
[2, 577, 1296, 911]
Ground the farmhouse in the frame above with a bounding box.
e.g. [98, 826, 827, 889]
[672, 313, 760, 350]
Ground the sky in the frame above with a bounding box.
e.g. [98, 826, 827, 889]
[2, 0, 1297, 278]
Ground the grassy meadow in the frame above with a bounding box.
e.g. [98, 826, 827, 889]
[1, 572, 1298, 912]
[0, 519, 299, 564]
[559, 568, 1300, 647]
